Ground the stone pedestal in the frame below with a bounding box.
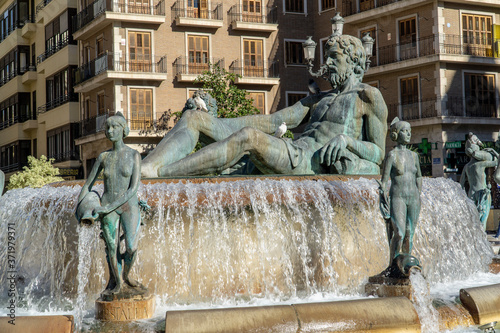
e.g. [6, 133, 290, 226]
[365, 275, 413, 299]
[95, 286, 155, 321]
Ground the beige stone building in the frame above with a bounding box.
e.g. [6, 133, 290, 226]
[337, 0, 500, 180]
[0, 0, 81, 180]
[2, 0, 500, 182]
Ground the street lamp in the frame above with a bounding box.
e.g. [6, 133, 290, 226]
[331, 13, 345, 37]
[361, 32, 374, 69]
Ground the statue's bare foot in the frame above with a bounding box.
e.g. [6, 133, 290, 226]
[124, 277, 140, 288]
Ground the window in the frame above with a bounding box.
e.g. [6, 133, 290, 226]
[45, 67, 77, 112]
[96, 37, 104, 57]
[359, 0, 374, 12]
[47, 124, 79, 162]
[284, 0, 303, 13]
[360, 27, 376, 66]
[0, 93, 31, 129]
[399, 17, 417, 59]
[187, 0, 208, 18]
[243, 39, 263, 77]
[400, 76, 419, 119]
[248, 92, 265, 114]
[129, 31, 152, 72]
[129, 0, 151, 14]
[242, 0, 262, 23]
[287, 92, 307, 106]
[97, 93, 105, 115]
[188, 35, 209, 74]
[464, 73, 496, 117]
[285, 40, 304, 65]
[42, 9, 76, 61]
[130, 88, 153, 130]
[320, 0, 334, 11]
[0, 140, 30, 172]
[462, 14, 493, 57]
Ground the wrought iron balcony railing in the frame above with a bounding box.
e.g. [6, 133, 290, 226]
[74, 52, 167, 85]
[173, 57, 224, 76]
[228, 5, 277, 24]
[73, 0, 165, 33]
[0, 163, 22, 173]
[341, 0, 405, 17]
[37, 34, 73, 64]
[81, 112, 110, 136]
[48, 149, 80, 163]
[37, 93, 78, 114]
[371, 34, 499, 67]
[171, 1, 223, 21]
[229, 59, 279, 78]
[386, 96, 499, 121]
[0, 65, 36, 87]
[0, 113, 35, 130]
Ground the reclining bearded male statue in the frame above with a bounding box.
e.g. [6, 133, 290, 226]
[141, 34, 388, 177]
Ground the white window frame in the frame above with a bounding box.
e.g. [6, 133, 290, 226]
[318, 0, 335, 14]
[461, 69, 498, 117]
[247, 90, 267, 114]
[126, 85, 156, 130]
[284, 38, 306, 68]
[282, 0, 307, 15]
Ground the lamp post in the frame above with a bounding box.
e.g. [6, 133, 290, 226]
[331, 12, 345, 37]
[361, 32, 374, 70]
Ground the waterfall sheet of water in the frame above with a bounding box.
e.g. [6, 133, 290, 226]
[0, 177, 495, 322]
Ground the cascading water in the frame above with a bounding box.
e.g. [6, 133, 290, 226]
[0, 177, 496, 331]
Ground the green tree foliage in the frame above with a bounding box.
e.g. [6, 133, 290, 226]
[7, 155, 64, 190]
[194, 63, 260, 118]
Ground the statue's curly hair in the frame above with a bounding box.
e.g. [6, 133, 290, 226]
[324, 35, 367, 79]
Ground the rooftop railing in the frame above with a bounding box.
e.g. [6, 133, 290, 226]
[74, 52, 167, 85]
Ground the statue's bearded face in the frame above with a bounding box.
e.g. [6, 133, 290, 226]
[325, 43, 355, 89]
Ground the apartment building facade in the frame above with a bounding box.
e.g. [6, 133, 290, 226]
[2, 0, 499, 181]
[336, 0, 500, 179]
[0, 0, 82, 179]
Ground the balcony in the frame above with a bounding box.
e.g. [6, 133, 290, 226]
[229, 59, 279, 85]
[0, 163, 23, 173]
[72, 0, 165, 40]
[368, 34, 500, 70]
[172, 1, 223, 28]
[0, 18, 35, 44]
[228, 5, 277, 32]
[386, 97, 499, 122]
[0, 113, 36, 131]
[341, 0, 422, 17]
[73, 52, 167, 92]
[37, 34, 74, 64]
[37, 94, 78, 115]
[81, 112, 109, 136]
[0, 66, 37, 88]
[174, 57, 224, 82]
[48, 149, 80, 163]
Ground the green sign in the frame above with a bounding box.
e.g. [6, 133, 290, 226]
[445, 141, 462, 149]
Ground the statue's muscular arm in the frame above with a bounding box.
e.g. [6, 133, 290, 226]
[319, 86, 388, 166]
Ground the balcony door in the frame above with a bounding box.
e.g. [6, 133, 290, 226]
[129, 0, 150, 14]
[187, 0, 208, 18]
[464, 73, 496, 117]
[400, 76, 419, 120]
[242, 0, 262, 23]
[243, 39, 263, 77]
[129, 31, 151, 72]
[188, 35, 209, 74]
[398, 17, 417, 60]
[130, 88, 153, 130]
[462, 14, 493, 57]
